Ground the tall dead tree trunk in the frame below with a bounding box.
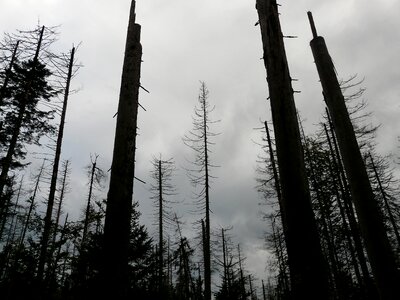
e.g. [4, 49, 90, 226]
[308, 12, 400, 299]
[102, 1, 141, 298]
[37, 46, 75, 281]
[202, 89, 212, 300]
[256, 2, 330, 298]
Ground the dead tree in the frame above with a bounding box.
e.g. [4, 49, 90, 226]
[102, 1, 142, 298]
[37, 46, 76, 281]
[255, 1, 330, 298]
[183, 82, 218, 300]
[369, 153, 400, 249]
[149, 156, 176, 290]
[4, 176, 24, 248]
[19, 159, 46, 247]
[82, 154, 105, 245]
[308, 12, 400, 299]
[51, 160, 70, 248]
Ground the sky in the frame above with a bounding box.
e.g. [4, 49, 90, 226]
[1, 0, 400, 294]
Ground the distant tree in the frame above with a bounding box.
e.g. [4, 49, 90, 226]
[149, 155, 176, 291]
[82, 155, 106, 246]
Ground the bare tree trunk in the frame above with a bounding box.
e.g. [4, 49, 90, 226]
[248, 275, 254, 300]
[4, 176, 23, 250]
[158, 159, 163, 289]
[201, 86, 212, 300]
[19, 159, 46, 247]
[52, 160, 70, 248]
[53, 214, 68, 275]
[221, 228, 228, 295]
[326, 116, 374, 290]
[102, 1, 141, 298]
[37, 46, 75, 281]
[262, 280, 267, 300]
[237, 244, 246, 300]
[308, 12, 399, 299]
[369, 154, 400, 248]
[82, 156, 97, 245]
[324, 124, 364, 288]
[256, 2, 330, 298]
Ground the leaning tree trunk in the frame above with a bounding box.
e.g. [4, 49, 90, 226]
[102, 1, 142, 298]
[256, 1, 330, 298]
[37, 47, 75, 282]
[308, 12, 400, 299]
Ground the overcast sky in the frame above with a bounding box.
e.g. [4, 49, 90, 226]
[1, 0, 400, 293]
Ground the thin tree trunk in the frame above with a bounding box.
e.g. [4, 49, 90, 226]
[19, 159, 46, 247]
[201, 84, 212, 300]
[248, 275, 254, 300]
[52, 160, 69, 248]
[369, 154, 400, 248]
[256, 2, 330, 298]
[237, 244, 247, 300]
[308, 12, 399, 299]
[158, 159, 163, 289]
[53, 214, 68, 275]
[324, 124, 364, 288]
[222, 228, 228, 295]
[37, 46, 75, 281]
[102, 1, 141, 298]
[262, 280, 267, 300]
[82, 156, 97, 245]
[5, 176, 23, 248]
[326, 119, 378, 299]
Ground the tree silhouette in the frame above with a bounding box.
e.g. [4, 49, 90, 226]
[183, 81, 219, 300]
